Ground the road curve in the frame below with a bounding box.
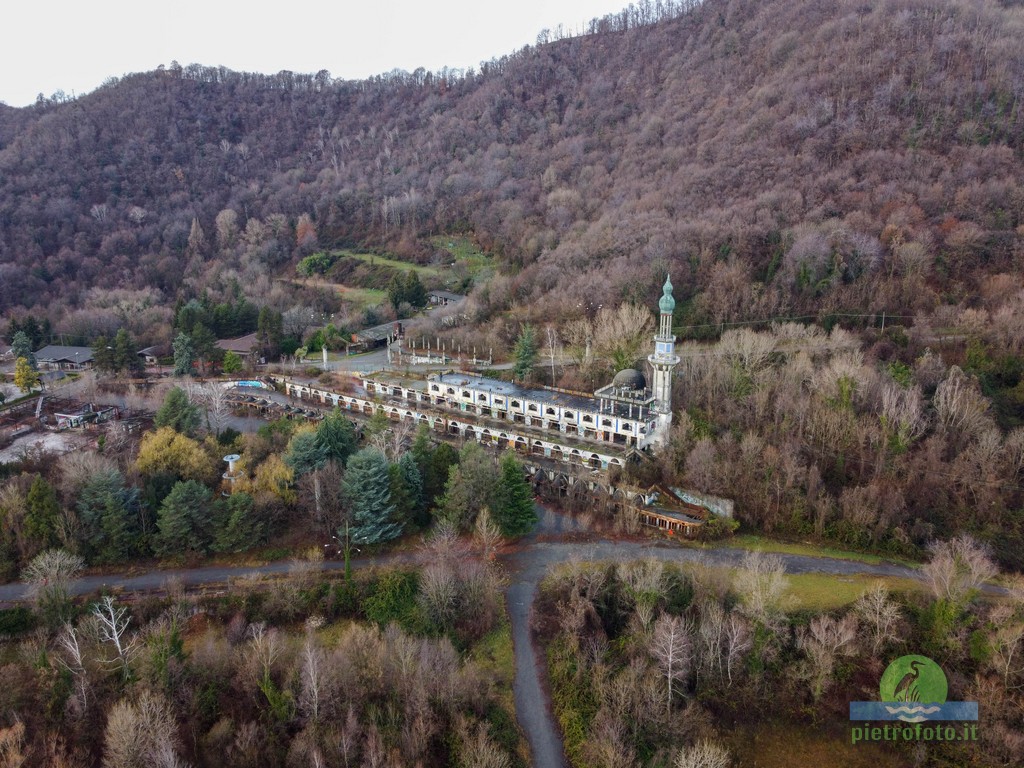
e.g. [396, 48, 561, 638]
[0, 507, 926, 768]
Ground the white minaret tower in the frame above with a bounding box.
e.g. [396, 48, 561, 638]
[648, 275, 680, 447]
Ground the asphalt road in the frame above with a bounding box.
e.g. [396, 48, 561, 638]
[0, 506, 925, 768]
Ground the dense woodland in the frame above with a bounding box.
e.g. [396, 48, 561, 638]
[536, 544, 1024, 767]
[0, 0, 1022, 335]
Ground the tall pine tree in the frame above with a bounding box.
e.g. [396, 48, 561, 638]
[154, 480, 212, 557]
[341, 448, 402, 544]
[284, 428, 328, 476]
[316, 409, 357, 465]
[492, 452, 537, 538]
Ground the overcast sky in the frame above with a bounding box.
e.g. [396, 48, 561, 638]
[0, 0, 633, 107]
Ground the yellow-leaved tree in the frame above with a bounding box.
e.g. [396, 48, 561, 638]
[237, 454, 295, 503]
[135, 427, 217, 485]
[14, 357, 41, 393]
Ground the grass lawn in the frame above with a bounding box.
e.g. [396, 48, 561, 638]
[721, 534, 920, 569]
[473, 626, 520, 704]
[430, 235, 492, 270]
[274, 278, 387, 309]
[336, 285, 387, 307]
[336, 249, 442, 277]
[784, 572, 923, 611]
[686, 563, 921, 611]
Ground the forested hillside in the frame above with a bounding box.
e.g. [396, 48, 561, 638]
[1, 0, 1022, 331]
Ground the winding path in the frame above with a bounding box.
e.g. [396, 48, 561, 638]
[0, 507, 924, 768]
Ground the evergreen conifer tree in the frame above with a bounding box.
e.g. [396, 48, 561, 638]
[154, 480, 211, 557]
[426, 441, 459, 510]
[77, 469, 140, 561]
[92, 335, 116, 374]
[403, 270, 427, 308]
[25, 475, 60, 551]
[341, 448, 402, 544]
[398, 452, 426, 526]
[213, 493, 262, 553]
[316, 409, 357, 465]
[113, 328, 142, 374]
[284, 428, 328, 476]
[98, 493, 136, 563]
[492, 452, 537, 537]
[10, 331, 36, 369]
[513, 324, 538, 380]
[438, 442, 496, 529]
[172, 332, 195, 376]
[154, 387, 200, 436]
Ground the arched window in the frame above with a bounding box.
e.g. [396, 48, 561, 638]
[528, 404, 538, 412]
[546, 407, 556, 415]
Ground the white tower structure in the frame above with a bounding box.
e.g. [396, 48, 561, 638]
[648, 275, 680, 447]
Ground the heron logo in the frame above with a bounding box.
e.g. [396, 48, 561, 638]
[850, 654, 978, 743]
[879, 655, 947, 712]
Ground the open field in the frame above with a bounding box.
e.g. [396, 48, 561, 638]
[723, 534, 920, 569]
[336, 249, 443, 277]
[783, 572, 923, 611]
[275, 277, 387, 308]
[430, 235, 492, 271]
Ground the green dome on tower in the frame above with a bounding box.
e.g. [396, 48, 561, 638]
[658, 275, 675, 314]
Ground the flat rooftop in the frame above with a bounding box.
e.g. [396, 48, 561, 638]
[434, 373, 651, 421]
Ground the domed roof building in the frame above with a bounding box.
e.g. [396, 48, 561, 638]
[612, 368, 646, 391]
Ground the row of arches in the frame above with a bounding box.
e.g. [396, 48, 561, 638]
[278, 379, 624, 470]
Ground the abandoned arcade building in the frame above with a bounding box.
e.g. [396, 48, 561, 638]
[276, 277, 733, 535]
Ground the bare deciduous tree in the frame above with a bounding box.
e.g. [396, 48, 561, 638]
[92, 596, 140, 679]
[194, 382, 233, 436]
[798, 613, 858, 700]
[650, 614, 692, 711]
[56, 623, 91, 718]
[455, 714, 512, 768]
[299, 634, 332, 724]
[621, 559, 664, 634]
[733, 551, 789, 623]
[338, 705, 362, 768]
[986, 603, 1024, 685]
[369, 419, 414, 461]
[879, 381, 927, 454]
[473, 506, 504, 561]
[593, 303, 654, 371]
[0, 720, 27, 768]
[102, 690, 186, 768]
[723, 611, 752, 686]
[22, 549, 84, 623]
[673, 740, 731, 768]
[419, 561, 459, 629]
[854, 583, 903, 656]
[934, 366, 992, 446]
[922, 534, 998, 606]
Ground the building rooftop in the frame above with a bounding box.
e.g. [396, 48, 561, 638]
[35, 345, 94, 364]
[433, 372, 654, 421]
[429, 290, 466, 302]
[352, 321, 403, 343]
[216, 333, 259, 354]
